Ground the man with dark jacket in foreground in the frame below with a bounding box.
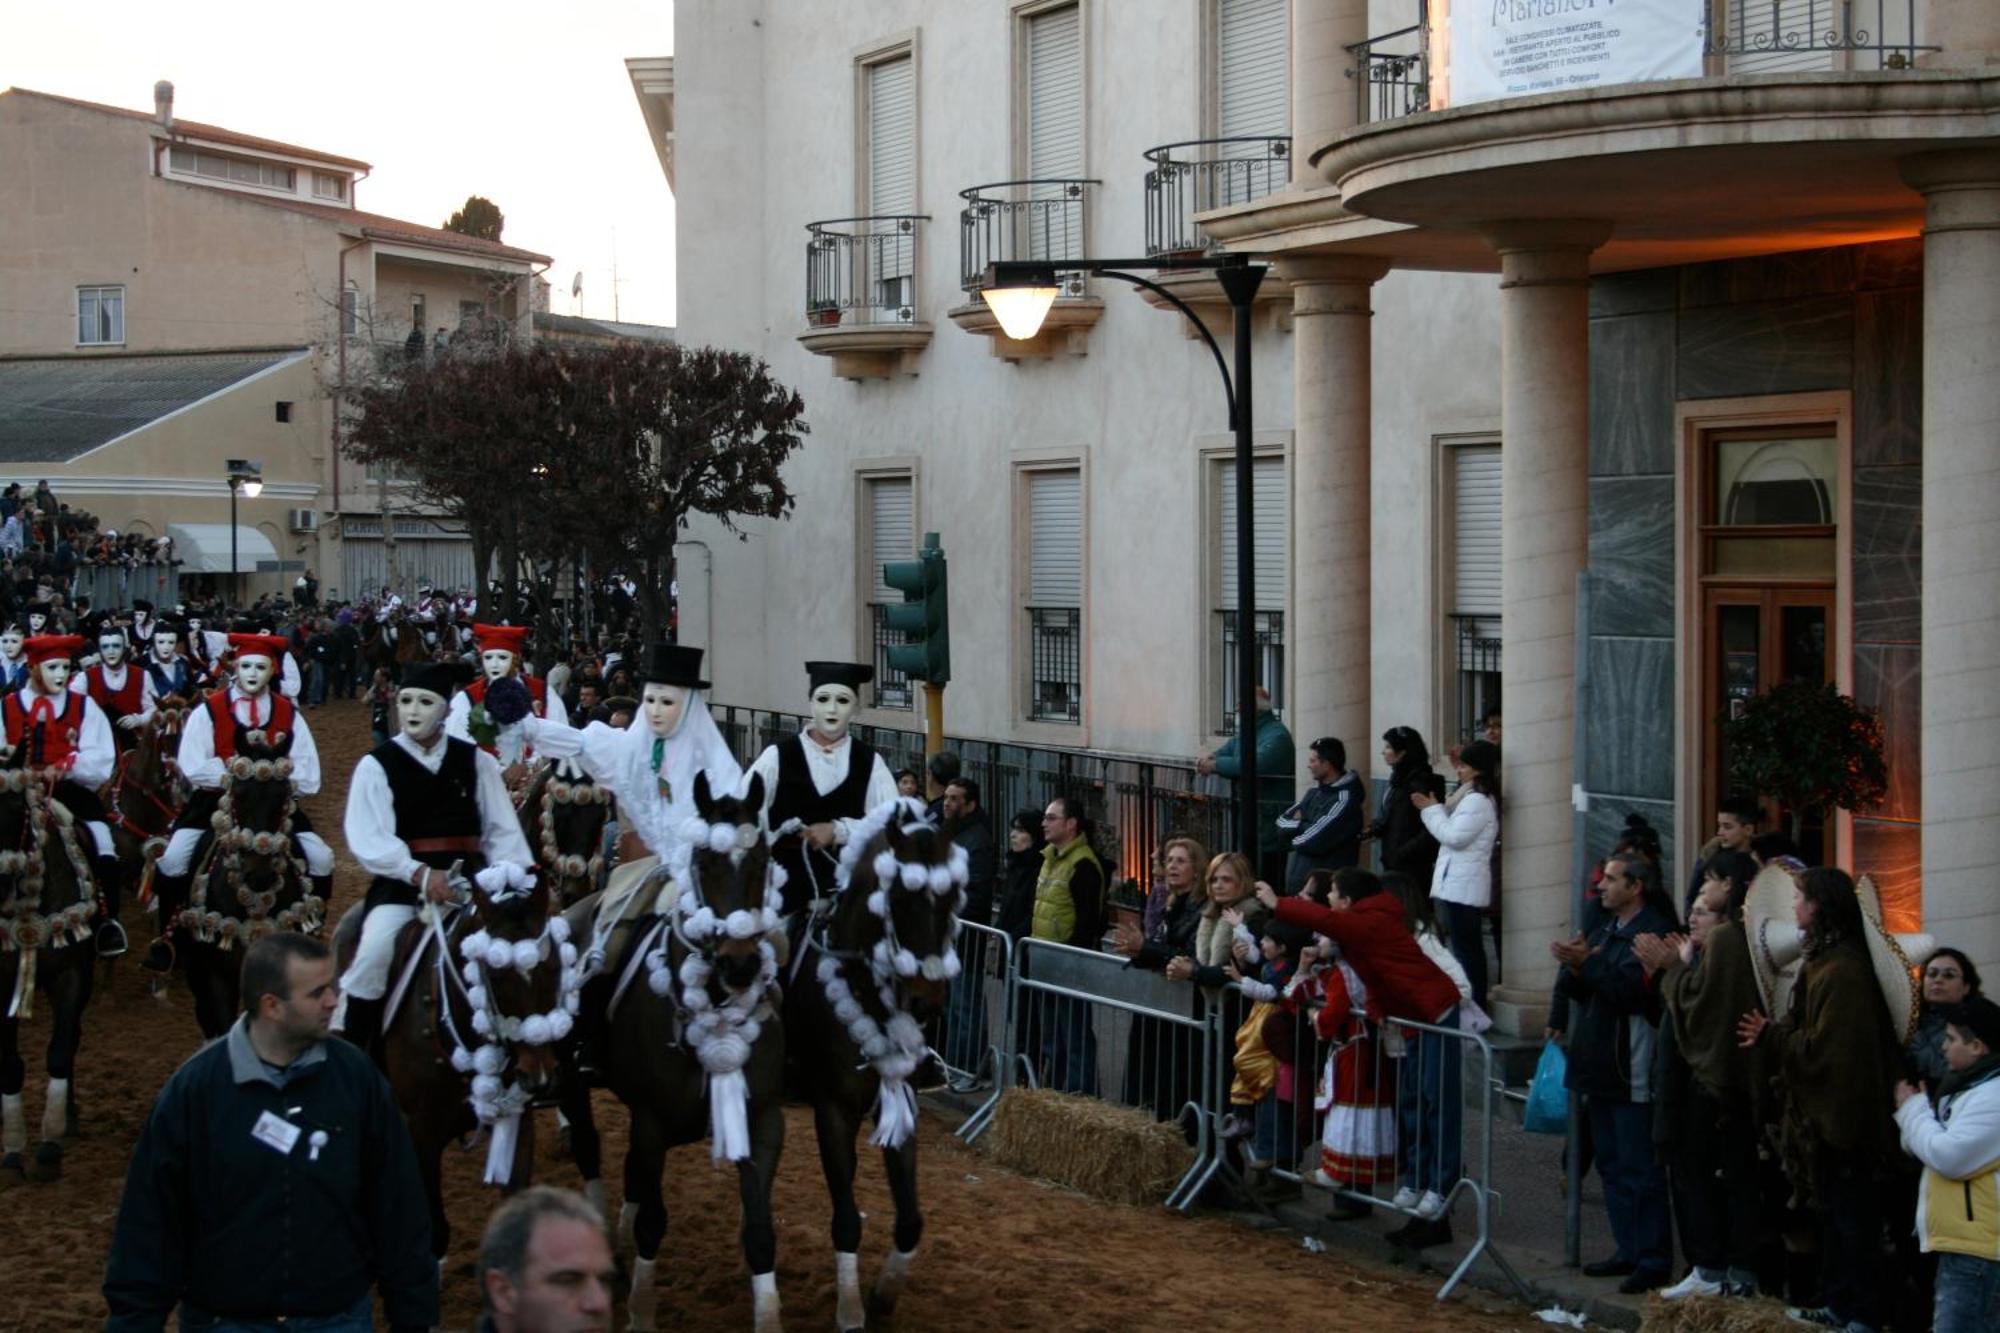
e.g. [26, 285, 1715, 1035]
[103, 932, 437, 1332]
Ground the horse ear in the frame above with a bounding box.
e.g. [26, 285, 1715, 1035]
[694, 769, 714, 817]
[744, 771, 765, 817]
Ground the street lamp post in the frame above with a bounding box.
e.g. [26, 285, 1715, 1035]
[981, 255, 1268, 859]
[225, 459, 263, 597]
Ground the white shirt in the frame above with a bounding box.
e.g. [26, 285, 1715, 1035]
[528, 709, 741, 863]
[743, 731, 897, 845]
[176, 686, 320, 795]
[344, 731, 533, 888]
[70, 660, 158, 725]
[10, 686, 115, 788]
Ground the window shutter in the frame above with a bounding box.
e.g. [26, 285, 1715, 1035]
[1028, 470, 1082, 607]
[1452, 445, 1502, 616]
[1026, 4, 1084, 262]
[867, 57, 916, 216]
[1722, 0, 1840, 73]
[1218, 0, 1289, 139]
[868, 476, 914, 602]
[1217, 456, 1288, 609]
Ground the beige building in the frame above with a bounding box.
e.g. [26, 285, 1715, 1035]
[0, 83, 550, 601]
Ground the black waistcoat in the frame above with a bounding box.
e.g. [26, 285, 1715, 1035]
[766, 734, 876, 914]
[364, 736, 489, 910]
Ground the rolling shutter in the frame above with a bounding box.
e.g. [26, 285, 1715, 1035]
[1218, 0, 1289, 139]
[868, 476, 914, 602]
[1028, 469, 1082, 607]
[867, 56, 916, 216]
[1026, 4, 1084, 262]
[1217, 456, 1288, 609]
[1452, 445, 1502, 616]
[1722, 0, 1840, 73]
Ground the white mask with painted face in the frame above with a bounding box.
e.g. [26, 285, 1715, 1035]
[34, 658, 70, 693]
[641, 682, 688, 739]
[0, 631, 21, 661]
[152, 630, 178, 663]
[235, 654, 274, 695]
[810, 684, 858, 741]
[398, 687, 449, 742]
[480, 648, 517, 683]
[27, 613, 46, 634]
[98, 632, 127, 667]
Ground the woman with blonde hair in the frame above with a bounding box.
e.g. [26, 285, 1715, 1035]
[1114, 835, 1210, 1122]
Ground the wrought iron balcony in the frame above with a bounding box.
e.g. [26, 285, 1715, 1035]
[953, 179, 1104, 358]
[1348, 10, 1430, 126]
[798, 215, 933, 379]
[1144, 138, 1291, 260]
[1706, 0, 1935, 71]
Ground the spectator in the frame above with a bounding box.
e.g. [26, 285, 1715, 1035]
[994, 814, 1045, 945]
[1028, 796, 1106, 1094]
[333, 611, 361, 698]
[1686, 794, 1760, 913]
[1371, 726, 1446, 885]
[1481, 705, 1502, 747]
[939, 777, 998, 1090]
[893, 768, 921, 800]
[476, 1186, 615, 1333]
[103, 932, 436, 1332]
[1894, 995, 2000, 1333]
[367, 667, 396, 746]
[1273, 736, 1365, 893]
[1414, 738, 1501, 1011]
[574, 681, 602, 718]
[1223, 917, 1312, 1190]
[306, 617, 335, 708]
[1553, 853, 1677, 1293]
[1911, 949, 1985, 1092]
[925, 750, 962, 820]
[1197, 686, 1296, 888]
[0, 483, 17, 521]
[1112, 835, 1208, 1124]
[33, 478, 55, 516]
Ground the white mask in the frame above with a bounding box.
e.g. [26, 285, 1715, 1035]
[641, 682, 688, 738]
[98, 632, 127, 667]
[187, 618, 204, 636]
[810, 684, 858, 740]
[0, 632, 20, 659]
[235, 654, 274, 694]
[27, 613, 46, 633]
[398, 688, 449, 741]
[34, 659, 70, 692]
[152, 631, 178, 661]
[481, 648, 517, 682]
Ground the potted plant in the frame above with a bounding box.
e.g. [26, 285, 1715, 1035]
[1721, 678, 1888, 843]
[807, 300, 841, 329]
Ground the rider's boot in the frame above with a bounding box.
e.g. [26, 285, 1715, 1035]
[339, 996, 384, 1057]
[142, 872, 189, 973]
[94, 870, 129, 958]
[309, 873, 334, 905]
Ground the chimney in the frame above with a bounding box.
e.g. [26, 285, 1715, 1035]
[153, 80, 174, 130]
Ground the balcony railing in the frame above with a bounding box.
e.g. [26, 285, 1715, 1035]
[1706, 0, 1935, 71]
[1144, 138, 1292, 260]
[805, 215, 927, 328]
[1452, 613, 1503, 744]
[1216, 609, 1286, 735]
[1027, 605, 1082, 724]
[959, 179, 1098, 295]
[1348, 12, 1431, 126]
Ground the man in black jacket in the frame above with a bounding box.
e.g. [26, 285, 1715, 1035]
[940, 778, 999, 1088]
[103, 932, 438, 1332]
[1273, 737, 1365, 893]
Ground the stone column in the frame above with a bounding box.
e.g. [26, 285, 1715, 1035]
[1901, 150, 2000, 978]
[1480, 220, 1609, 1026]
[1291, 0, 1371, 187]
[1277, 255, 1390, 785]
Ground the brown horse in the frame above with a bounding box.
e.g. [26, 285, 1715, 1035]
[0, 763, 99, 1189]
[362, 615, 427, 684]
[517, 761, 614, 910]
[785, 796, 964, 1331]
[106, 705, 184, 931]
[370, 876, 576, 1261]
[176, 741, 325, 1038]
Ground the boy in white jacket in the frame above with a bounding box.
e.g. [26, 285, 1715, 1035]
[1894, 994, 2000, 1333]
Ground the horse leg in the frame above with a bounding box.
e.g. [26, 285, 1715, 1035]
[560, 1076, 606, 1214]
[812, 1098, 866, 1333]
[623, 1108, 669, 1333]
[411, 1124, 452, 1263]
[30, 958, 90, 1180]
[0, 1003, 24, 1191]
[868, 1134, 924, 1319]
[736, 1096, 785, 1333]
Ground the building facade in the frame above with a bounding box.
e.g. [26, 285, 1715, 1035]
[0, 84, 550, 601]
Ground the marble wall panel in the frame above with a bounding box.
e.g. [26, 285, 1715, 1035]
[1853, 818, 1922, 934]
[1853, 238, 1924, 292]
[1590, 312, 1677, 477]
[1854, 288, 1923, 468]
[1678, 295, 1854, 400]
[1584, 636, 1675, 802]
[1591, 269, 1679, 319]
[1680, 246, 1856, 309]
[1588, 478, 1675, 638]
[1583, 796, 1679, 899]
[1854, 642, 1921, 823]
[1853, 465, 1922, 643]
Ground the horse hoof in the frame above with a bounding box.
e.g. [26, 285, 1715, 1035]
[0, 1153, 24, 1191]
[26, 1141, 61, 1183]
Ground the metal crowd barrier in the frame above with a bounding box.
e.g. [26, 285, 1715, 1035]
[923, 932, 1529, 1302]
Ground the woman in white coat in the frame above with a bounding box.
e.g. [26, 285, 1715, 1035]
[1412, 738, 1500, 1009]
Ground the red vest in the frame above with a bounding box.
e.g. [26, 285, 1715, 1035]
[86, 663, 146, 718]
[2, 690, 83, 769]
[205, 689, 297, 760]
[465, 674, 547, 716]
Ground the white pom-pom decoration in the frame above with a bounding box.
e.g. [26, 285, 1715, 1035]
[548, 917, 570, 943]
[462, 963, 482, 987]
[471, 1009, 492, 1036]
[547, 1010, 573, 1040]
[834, 997, 864, 1025]
[927, 865, 954, 895]
[894, 949, 920, 978]
[474, 1044, 507, 1076]
[873, 850, 899, 885]
[450, 1046, 477, 1073]
[707, 823, 736, 853]
[899, 863, 928, 891]
[559, 942, 578, 967]
[867, 890, 888, 919]
[485, 938, 513, 969]
[471, 1072, 502, 1100]
[460, 930, 490, 961]
[466, 984, 488, 1010]
[510, 939, 541, 972]
[521, 1014, 553, 1046]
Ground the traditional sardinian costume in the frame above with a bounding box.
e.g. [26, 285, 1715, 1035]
[445, 623, 570, 763]
[743, 660, 897, 920]
[140, 619, 198, 703]
[75, 656, 156, 753]
[336, 660, 536, 1048]
[5, 636, 119, 861]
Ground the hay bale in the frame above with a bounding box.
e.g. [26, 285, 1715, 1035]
[982, 1087, 1194, 1207]
[1639, 1294, 1802, 1333]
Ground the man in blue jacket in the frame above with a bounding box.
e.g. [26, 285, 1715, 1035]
[103, 932, 438, 1332]
[1274, 736, 1364, 892]
[1198, 686, 1295, 886]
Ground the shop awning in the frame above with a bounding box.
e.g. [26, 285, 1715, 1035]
[167, 523, 280, 575]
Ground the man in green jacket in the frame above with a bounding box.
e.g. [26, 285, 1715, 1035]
[1198, 686, 1295, 886]
[1030, 796, 1105, 1094]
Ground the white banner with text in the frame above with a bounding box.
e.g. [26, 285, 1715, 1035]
[1448, 0, 1705, 107]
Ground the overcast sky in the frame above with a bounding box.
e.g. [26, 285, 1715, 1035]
[2, 0, 678, 327]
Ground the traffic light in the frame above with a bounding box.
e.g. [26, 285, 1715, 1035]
[882, 531, 950, 684]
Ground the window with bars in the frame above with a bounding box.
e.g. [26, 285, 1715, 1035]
[1025, 467, 1082, 724]
[1446, 442, 1503, 742]
[78, 286, 124, 345]
[1212, 454, 1288, 733]
[863, 474, 916, 710]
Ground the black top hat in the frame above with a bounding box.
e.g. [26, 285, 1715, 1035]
[805, 660, 874, 693]
[400, 660, 475, 699]
[639, 642, 710, 690]
[23, 601, 50, 619]
[131, 599, 155, 614]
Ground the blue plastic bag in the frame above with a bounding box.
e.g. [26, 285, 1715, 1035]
[1522, 1041, 1570, 1135]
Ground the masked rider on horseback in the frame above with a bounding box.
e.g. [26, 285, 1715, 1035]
[335, 660, 537, 1054]
[143, 634, 334, 974]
